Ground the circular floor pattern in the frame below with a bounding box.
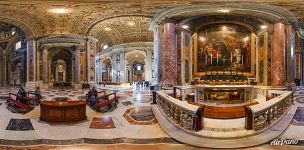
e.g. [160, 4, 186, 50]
[117, 95, 128, 101]
[134, 96, 152, 103]
[52, 97, 70, 101]
[292, 107, 304, 126]
[295, 97, 304, 103]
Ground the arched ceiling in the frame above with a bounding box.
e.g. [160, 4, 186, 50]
[89, 16, 153, 47]
[125, 50, 146, 64]
[0, 0, 303, 39]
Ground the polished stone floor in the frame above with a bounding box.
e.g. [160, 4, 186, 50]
[0, 85, 304, 149]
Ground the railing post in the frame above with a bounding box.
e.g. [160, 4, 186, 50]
[245, 105, 253, 130]
[152, 91, 157, 104]
[173, 86, 177, 98]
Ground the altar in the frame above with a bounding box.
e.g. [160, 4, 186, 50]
[195, 85, 254, 104]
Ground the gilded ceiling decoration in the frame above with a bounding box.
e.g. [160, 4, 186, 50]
[89, 16, 153, 47]
[0, 0, 303, 42]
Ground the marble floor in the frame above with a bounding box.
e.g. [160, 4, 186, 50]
[0, 85, 304, 149]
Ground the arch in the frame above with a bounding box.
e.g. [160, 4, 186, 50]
[87, 15, 153, 46]
[150, 3, 298, 31]
[0, 17, 37, 38]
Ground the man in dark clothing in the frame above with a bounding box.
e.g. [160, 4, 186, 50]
[87, 87, 98, 107]
[17, 87, 27, 104]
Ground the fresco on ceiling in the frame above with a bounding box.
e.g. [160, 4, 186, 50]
[197, 23, 251, 72]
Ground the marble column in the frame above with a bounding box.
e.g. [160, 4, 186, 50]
[153, 26, 161, 84]
[161, 22, 177, 86]
[86, 37, 98, 88]
[285, 25, 295, 83]
[271, 23, 286, 87]
[145, 50, 152, 82]
[26, 39, 39, 89]
[42, 46, 48, 84]
[75, 45, 82, 83]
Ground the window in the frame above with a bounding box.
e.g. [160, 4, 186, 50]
[152, 70, 155, 78]
[136, 65, 141, 71]
[15, 41, 21, 50]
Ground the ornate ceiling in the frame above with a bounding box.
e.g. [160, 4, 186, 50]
[0, 0, 304, 46]
[89, 16, 153, 47]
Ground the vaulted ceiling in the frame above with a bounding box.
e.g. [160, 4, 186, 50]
[0, 0, 303, 47]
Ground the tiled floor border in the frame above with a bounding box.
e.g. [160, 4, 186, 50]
[0, 137, 179, 146]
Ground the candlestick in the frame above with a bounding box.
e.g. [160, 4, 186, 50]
[230, 52, 232, 64]
[217, 52, 219, 65]
[205, 54, 207, 65]
[211, 53, 213, 65]
[242, 55, 244, 66]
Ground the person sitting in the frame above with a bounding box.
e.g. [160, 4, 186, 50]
[34, 86, 41, 100]
[87, 87, 97, 107]
[16, 87, 28, 104]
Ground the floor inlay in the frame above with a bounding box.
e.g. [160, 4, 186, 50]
[122, 101, 133, 106]
[291, 107, 304, 126]
[123, 106, 157, 125]
[90, 117, 116, 129]
[6, 119, 34, 131]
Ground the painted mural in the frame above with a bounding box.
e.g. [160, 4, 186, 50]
[197, 24, 251, 72]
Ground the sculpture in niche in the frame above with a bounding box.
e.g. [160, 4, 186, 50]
[197, 23, 251, 72]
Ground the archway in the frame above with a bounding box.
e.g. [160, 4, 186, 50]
[125, 50, 146, 82]
[50, 49, 73, 86]
[102, 58, 112, 82]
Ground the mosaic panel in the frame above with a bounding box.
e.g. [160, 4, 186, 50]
[6, 119, 34, 131]
[123, 107, 157, 125]
[90, 117, 116, 129]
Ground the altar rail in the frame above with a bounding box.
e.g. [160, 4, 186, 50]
[245, 90, 292, 130]
[156, 91, 202, 131]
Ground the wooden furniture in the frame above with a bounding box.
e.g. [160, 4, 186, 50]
[40, 101, 87, 122]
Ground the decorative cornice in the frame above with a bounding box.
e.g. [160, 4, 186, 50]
[150, 3, 299, 31]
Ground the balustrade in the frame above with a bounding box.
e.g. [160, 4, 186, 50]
[156, 91, 201, 131]
[247, 91, 292, 130]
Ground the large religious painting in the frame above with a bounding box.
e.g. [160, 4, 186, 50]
[197, 23, 251, 72]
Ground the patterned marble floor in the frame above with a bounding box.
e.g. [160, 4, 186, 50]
[0, 85, 304, 149]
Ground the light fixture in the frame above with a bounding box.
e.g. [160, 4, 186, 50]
[222, 26, 227, 31]
[243, 36, 249, 42]
[182, 25, 189, 29]
[260, 25, 267, 29]
[218, 9, 230, 13]
[104, 27, 111, 31]
[48, 8, 69, 14]
[103, 44, 108, 49]
[199, 36, 206, 42]
[127, 21, 135, 26]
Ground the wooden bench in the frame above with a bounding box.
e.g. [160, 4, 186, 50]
[92, 92, 120, 112]
[6, 93, 33, 110]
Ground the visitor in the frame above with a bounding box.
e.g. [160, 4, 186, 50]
[87, 87, 97, 107]
[16, 87, 27, 104]
[34, 86, 41, 100]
